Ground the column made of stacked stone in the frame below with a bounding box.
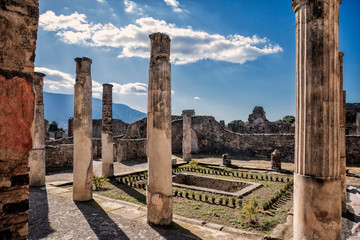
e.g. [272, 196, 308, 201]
[0, 0, 39, 238]
[339, 52, 347, 213]
[182, 110, 195, 162]
[29, 72, 46, 187]
[292, 0, 342, 239]
[102, 83, 114, 177]
[146, 33, 173, 225]
[73, 57, 93, 201]
[68, 117, 73, 137]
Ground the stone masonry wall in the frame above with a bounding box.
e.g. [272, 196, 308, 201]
[114, 138, 147, 162]
[92, 119, 128, 138]
[0, 1, 39, 239]
[346, 136, 360, 165]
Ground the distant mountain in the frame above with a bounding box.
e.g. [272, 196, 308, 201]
[44, 92, 146, 128]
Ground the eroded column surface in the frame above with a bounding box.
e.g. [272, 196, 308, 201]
[182, 110, 195, 162]
[339, 52, 347, 213]
[292, 0, 342, 239]
[146, 32, 173, 225]
[357, 112, 360, 135]
[0, 1, 39, 238]
[73, 57, 93, 201]
[102, 83, 114, 177]
[29, 72, 46, 187]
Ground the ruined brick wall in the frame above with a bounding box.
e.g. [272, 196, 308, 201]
[346, 136, 360, 165]
[114, 138, 147, 162]
[0, 1, 39, 239]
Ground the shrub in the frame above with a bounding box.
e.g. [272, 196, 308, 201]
[191, 192, 196, 200]
[185, 192, 189, 199]
[93, 175, 107, 191]
[220, 196, 225, 205]
[189, 159, 199, 166]
[231, 197, 237, 207]
[224, 197, 229, 206]
[174, 189, 179, 196]
[204, 194, 209, 202]
[243, 196, 259, 223]
[237, 199, 243, 208]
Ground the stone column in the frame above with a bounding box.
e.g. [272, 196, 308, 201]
[29, 72, 46, 187]
[68, 117, 73, 137]
[147, 33, 173, 225]
[292, 0, 342, 239]
[182, 110, 195, 162]
[73, 57, 93, 201]
[357, 112, 360, 135]
[339, 52, 347, 213]
[102, 83, 114, 177]
[220, 120, 225, 128]
[0, 1, 39, 238]
[270, 149, 281, 171]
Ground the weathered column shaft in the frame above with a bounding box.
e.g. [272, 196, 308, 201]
[73, 57, 93, 201]
[146, 32, 173, 225]
[29, 72, 46, 187]
[102, 83, 114, 177]
[357, 112, 360, 135]
[0, 1, 39, 238]
[292, 0, 342, 239]
[339, 52, 346, 213]
[68, 117, 73, 137]
[182, 110, 195, 162]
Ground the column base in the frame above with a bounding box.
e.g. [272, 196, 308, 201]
[102, 162, 114, 177]
[146, 187, 173, 225]
[294, 173, 342, 240]
[182, 153, 191, 162]
[29, 149, 45, 187]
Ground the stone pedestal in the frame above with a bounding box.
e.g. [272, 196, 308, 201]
[146, 33, 173, 225]
[73, 57, 93, 201]
[29, 72, 46, 187]
[182, 110, 195, 162]
[292, 0, 342, 239]
[102, 83, 114, 177]
[270, 149, 281, 170]
[222, 153, 231, 167]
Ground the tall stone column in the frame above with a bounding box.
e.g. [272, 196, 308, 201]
[182, 110, 195, 162]
[102, 83, 114, 177]
[29, 72, 46, 187]
[73, 57, 93, 201]
[146, 33, 173, 225]
[292, 0, 342, 239]
[0, 1, 39, 238]
[357, 112, 360, 135]
[339, 52, 347, 212]
[68, 117, 73, 137]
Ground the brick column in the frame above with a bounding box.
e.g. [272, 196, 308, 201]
[0, 1, 39, 239]
[339, 52, 346, 213]
[146, 33, 173, 225]
[73, 57, 93, 201]
[292, 0, 342, 239]
[102, 83, 114, 177]
[182, 110, 195, 162]
[29, 72, 46, 187]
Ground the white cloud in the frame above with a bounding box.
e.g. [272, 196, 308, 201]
[97, 0, 106, 2]
[194, 96, 201, 100]
[39, 11, 283, 65]
[124, 0, 143, 14]
[164, 0, 183, 12]
[35, 66, 148, 98]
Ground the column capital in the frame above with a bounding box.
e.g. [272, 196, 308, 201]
[182, 109, 195, 117]
[102, 83, 113, 88]
[149, 33, 171, 58]
[75, 57, 92, 75]
[292, 0, 342, 13]
[33, 72, 45, 86]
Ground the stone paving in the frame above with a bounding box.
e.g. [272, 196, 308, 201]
[32, 156, 360, 239]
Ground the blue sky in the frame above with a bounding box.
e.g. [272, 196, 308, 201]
[35, 0, 360, 123]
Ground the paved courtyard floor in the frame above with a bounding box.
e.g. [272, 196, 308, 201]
[28, 156, 360, 239]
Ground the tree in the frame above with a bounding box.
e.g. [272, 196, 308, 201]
[282, 115, 295, 124]
[48, 121, 59, 132]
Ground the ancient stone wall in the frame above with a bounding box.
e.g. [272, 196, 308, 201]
[346, 103, 360, 135]
[114, 138, 147, 162]
[92, 119, 128, 138]
[346, 136, 360, 165]
[0, 1, 39, 239]
[45, 144, 73, 170]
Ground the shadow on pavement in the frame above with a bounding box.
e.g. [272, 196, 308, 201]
[28, 187, 55, 239]
[149, 222, 202, 240]
[75, 200, 130, 240]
